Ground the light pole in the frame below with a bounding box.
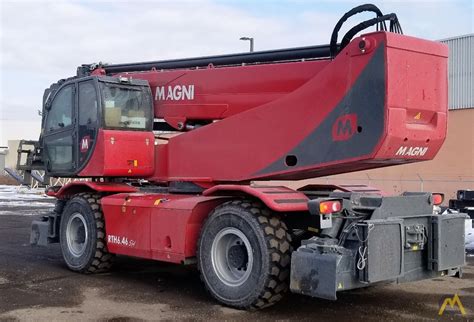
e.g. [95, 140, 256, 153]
[239, 37, 254, 52]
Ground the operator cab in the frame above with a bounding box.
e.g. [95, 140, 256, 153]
[42, 76, 154, 178]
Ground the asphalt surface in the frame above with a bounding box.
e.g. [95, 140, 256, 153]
[0, 191, 473, 321]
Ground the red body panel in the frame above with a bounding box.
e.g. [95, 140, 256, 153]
[47, 182, 138, 199]
[84, 182, 387, 263]
[100, 185, 310, 262]
[203, 185, 309, 212]
[122, 60, 329, 130]
[101, 193, 227, 262]
[79, 129, 155, 177]
[374, 32, 448, 159]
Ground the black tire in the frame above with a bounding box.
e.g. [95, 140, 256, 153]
[59, 193, 113, 273]
[197, 200, 292, 310]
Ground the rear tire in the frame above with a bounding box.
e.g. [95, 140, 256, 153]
[197, 200, 292, 310]
[59, 193, 113, 273]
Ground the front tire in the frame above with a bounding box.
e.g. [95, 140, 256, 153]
[59, 193, 113, 273]
[197, 200, 292, 310]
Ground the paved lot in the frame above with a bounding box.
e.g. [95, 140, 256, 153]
[0, 186, 473, 321]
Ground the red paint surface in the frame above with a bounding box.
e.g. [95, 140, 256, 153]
[79, 129, 155, 177]
[48, 182, 138, 198]
[374, 32, 448, 160]
[101, 185, 309, 262]
[203, 185, 309, 212]
[148, 36, 375, 182]
[101, 193, 227, 262]
[140, 33, 445, 182]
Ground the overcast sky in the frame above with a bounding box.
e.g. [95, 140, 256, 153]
[0, 0, 473, 146]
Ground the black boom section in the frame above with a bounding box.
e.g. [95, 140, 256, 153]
[256, 43, 386, 176]
[76, 4, 401, 77]
[77, 44, 335, 76]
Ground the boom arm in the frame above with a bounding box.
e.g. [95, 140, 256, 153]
[143, 32, 447, 183]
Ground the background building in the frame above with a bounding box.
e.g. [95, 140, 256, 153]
[0, 150, 6, 175]
[4, 140, 20, 171]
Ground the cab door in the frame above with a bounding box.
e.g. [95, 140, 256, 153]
[77, 80, 99, 170]
[43, 84, 76, 176]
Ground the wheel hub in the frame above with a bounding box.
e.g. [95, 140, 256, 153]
[228, 244, 248, 269]
[211, 227, 254, 286]
[66, 213, 88, 257]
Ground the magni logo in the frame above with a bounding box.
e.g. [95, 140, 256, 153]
[332, 114, 358, 141]
[395, 146, 429, 157]
[155, 85, 194, 101]
[438, 294, 466, 316]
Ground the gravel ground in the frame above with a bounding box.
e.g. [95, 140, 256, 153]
[0, 186, 472, 321]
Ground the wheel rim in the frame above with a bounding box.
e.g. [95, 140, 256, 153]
[66, 213, 88, 257]
[211, 227, 253, 286]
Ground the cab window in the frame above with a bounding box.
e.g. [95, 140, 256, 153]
[101, 83, 152, 130]
[44, 136, 73, 171]
[78, 81, 99, 168]
[79, 82, 98, 126]
[45, 85, 73, 132]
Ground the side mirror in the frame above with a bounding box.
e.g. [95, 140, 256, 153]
[43, 90, 53, 110]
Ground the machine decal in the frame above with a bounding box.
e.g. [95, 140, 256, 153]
[127, 159, 138, 167]
[332, 114, 358, 141]
[155, 85, 195, 101]
[80, 136, 90, 153]
[395, 146, 429, 157]
[108, 234, 136, 247]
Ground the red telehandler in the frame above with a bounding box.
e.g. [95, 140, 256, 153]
[14, 4, 465, 309]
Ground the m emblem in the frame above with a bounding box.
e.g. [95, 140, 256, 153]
[80, 136, 90, 153]
[332, 114, 358, 141]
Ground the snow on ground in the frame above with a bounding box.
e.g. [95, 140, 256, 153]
[0, 185, 52, 201]
[0, 185, 55, 216]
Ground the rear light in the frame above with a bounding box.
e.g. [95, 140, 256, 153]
[307, 198, 343, 230]
[432, 193, 444, 206]
[319, 200, 342, 214]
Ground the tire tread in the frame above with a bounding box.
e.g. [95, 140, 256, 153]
[67, 193, 113, 274]
[197, 199, 292, 310]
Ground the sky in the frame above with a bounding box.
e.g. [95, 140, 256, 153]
[0, 0, 473, 146]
